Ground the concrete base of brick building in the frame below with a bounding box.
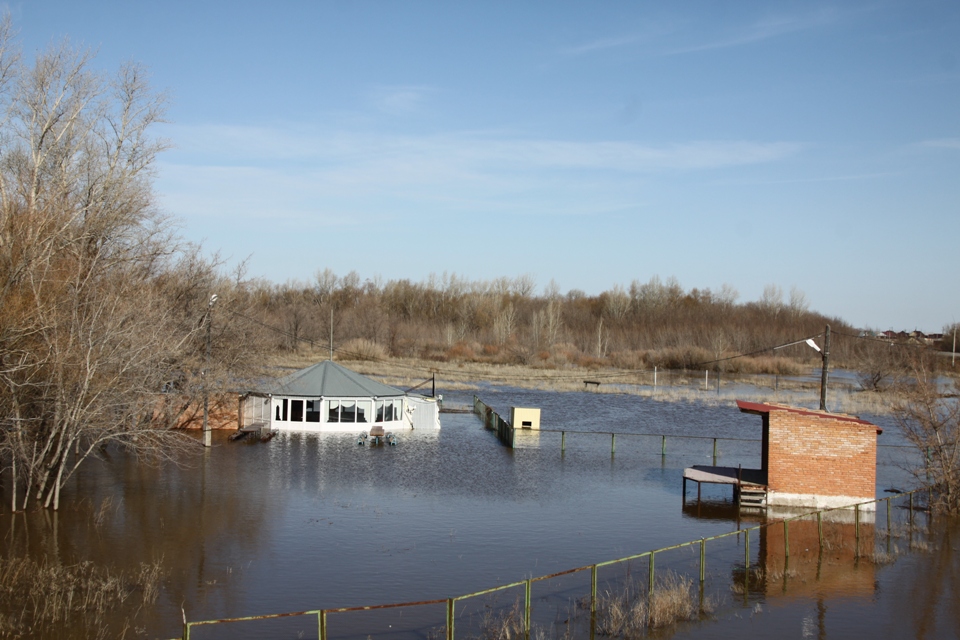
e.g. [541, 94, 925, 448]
[767, 491, 877, 515]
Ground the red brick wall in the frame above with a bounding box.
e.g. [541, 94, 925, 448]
[766, 411, 876, 499]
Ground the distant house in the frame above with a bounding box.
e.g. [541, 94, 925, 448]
[684, 400, 881, 511]
[239, 360, 440, 433]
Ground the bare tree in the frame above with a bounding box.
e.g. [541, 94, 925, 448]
[0, 24, 266, 511]
[893, 360, 960, 514]
[788, 286, 809, 319]
[760, 284, 784, 318]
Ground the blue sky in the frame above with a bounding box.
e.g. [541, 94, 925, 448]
[11, 1, 960, 332]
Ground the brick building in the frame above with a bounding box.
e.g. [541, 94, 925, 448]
[737, 400, 882, 510]
[683, 400, 882, 511]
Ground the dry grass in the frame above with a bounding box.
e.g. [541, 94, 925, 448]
[0, 555, 164, 639]
[595, 571, 704, 637]
[868, 546, 900, 566]
[339, 338, 389, 361]
[269, 347, 910, 414]
[427, 600, 526, 640]
[473, 600, 525, 640]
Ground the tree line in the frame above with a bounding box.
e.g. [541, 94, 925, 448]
[250, 271, 860, 373]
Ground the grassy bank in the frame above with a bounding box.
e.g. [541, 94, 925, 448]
[268, 347, 900, 416]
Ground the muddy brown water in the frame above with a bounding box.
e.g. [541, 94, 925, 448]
[1, 387, 957, 639]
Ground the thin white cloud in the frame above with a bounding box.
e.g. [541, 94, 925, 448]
[921, 138, 960, 150]
[711, 171, 896, 187]
[367, 85, 436, 116]
[163, 124, 800, 172]
[561, 34, 647, 56]
[561, 8, 843, 59]
[156, 124, 801, 225]
[662, 10, 840, 56]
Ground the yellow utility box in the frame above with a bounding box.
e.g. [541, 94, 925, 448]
[511, 407, 541, 430]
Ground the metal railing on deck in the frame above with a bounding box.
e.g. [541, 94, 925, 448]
[177, 487, 932, 640]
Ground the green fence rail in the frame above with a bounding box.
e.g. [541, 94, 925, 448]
[177, 487, 931, 640]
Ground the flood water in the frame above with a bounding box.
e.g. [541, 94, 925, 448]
[1, 387, 957, 639]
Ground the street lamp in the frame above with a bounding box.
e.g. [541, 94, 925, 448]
[805, 325, 830, 411]
[203, 294, 218, 447]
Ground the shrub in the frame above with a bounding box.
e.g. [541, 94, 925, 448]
[445, 342, 476, 361]
[340, 338, 388, 362]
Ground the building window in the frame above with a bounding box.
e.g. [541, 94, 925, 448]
[306, 400, 321, 422]
[340, 401, 357, 423]
[325, 399, 372, 423]
[290, 399, 304, 422]
[375, 399, 402, 422]
[357, 400, 371, 423]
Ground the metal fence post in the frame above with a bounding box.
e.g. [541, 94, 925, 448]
[611, 433, 616, 456]
[590, 565, 597, 615]
[447, 598, 454, 640]
[661, 435, 666, 456]
[561, 431, 566, 453]
[744, 530, 750, 570]
[524, 579, 532, 640]
[590, 564, 598, 640]
[712, 438, 717, 465]
[320, 610, 327, 640]
[648, 552, 655, 595]
[699, 538, 705, 583]
[887, 497, 892, 537]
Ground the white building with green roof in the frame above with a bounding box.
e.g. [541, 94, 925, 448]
[239, 360, 440, 433]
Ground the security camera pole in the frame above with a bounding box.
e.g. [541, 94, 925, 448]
[203, 294, 219, 447]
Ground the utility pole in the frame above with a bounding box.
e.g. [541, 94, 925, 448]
[203, 294, 218, 447]
[329, 307, 334, 361]
[819, 324, 830, 411]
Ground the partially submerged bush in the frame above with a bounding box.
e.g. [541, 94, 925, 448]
[595, 571, 702, 637]
[0, 555, 164, 638]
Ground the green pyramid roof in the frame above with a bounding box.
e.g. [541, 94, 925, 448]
[258, 360, 405, 398]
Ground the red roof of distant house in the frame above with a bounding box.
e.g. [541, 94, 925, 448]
[736, 400, 882, 434]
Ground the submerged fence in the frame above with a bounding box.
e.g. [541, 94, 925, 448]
[474, 395, 759, 464]
[473, 395, 515, 447]
[472, 395, 915, 464]
[177, 486, 933, 640]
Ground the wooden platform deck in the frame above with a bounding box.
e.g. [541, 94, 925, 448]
[683, 465, 766, 487]
[682, 465, 767, 508]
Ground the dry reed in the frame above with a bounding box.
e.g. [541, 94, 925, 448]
[0, 555, 164, 639]
[594, 571, 703, 637]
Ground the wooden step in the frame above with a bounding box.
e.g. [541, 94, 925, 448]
[738, 485, 767, 509]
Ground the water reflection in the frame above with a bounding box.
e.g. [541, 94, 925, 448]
[0, 387, 954, 639]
